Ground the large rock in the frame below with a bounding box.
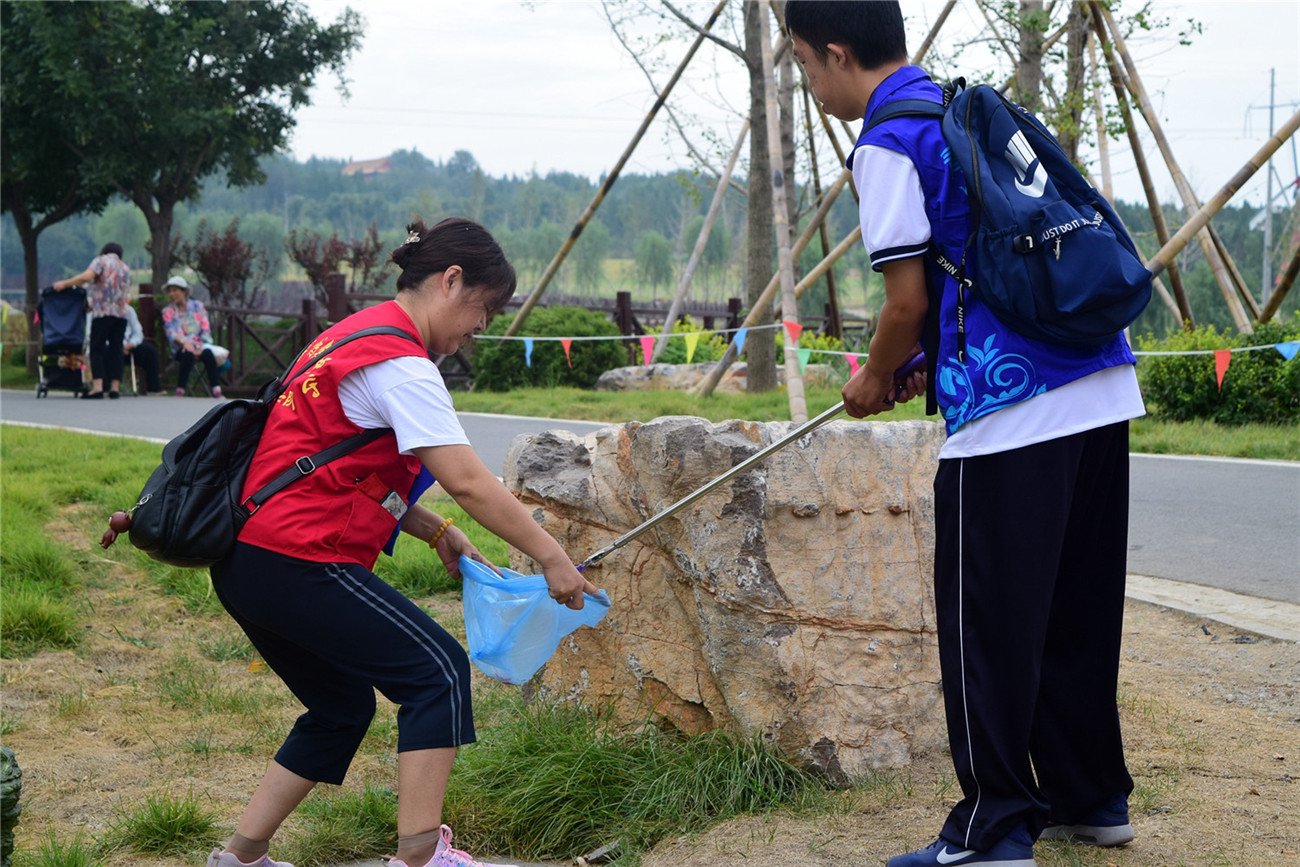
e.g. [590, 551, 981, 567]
[595, 362, 839, 395]
[503, 415, 946, 781]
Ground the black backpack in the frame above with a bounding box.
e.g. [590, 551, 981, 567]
[102, 325, 422, 568]
[865, 78, 1152, 362]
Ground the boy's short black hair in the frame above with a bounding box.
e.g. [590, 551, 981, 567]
[784, 1, 908, 69]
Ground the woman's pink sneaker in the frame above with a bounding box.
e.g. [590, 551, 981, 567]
[389, 824, 518, 867]
[205, 850, 294, 867]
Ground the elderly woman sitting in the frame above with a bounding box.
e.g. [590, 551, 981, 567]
[161, 276, 224, 398]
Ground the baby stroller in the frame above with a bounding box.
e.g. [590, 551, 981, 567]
[35, 285, 90, 398]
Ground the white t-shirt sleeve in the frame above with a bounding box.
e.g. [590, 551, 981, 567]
[337, 356, 471, 455]
[852, 143, 931, 269]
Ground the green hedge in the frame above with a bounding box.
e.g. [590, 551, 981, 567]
[1135, 316, 1300, 425]
[472, 306, 628, 391]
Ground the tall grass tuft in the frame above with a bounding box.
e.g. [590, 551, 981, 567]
[103, 791, 221, 858]
[24, 828, 100, 867]
[1, 581, 81, 658]
[280, 785, 398, 865]
[444, 697, 819, 861]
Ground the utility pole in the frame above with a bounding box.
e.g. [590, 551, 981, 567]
[1264, 68, 1275, 303]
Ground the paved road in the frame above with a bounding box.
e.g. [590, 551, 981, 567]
[3, 388, 1296, 607]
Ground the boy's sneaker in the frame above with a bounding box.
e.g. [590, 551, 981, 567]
[887, 823, 1036, 867]
[212, 386, 224, 399]
[389, 824, 519, 867]
[205, 851, 294, 867]
[1039, 793, 1135, 847]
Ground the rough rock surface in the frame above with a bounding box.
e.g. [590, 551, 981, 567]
[503, 415, 947, 780]
[595, 362, 839, 395]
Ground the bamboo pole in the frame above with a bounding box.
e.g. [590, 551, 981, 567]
[913, 0, 958, 66]
[694, 169, 853, 397]
[1094, 2, 1251, 332]
[1147, 108, 1300, 279]
[652, 121, 749, 362]
[696, 0, 957, 399]
[1090, 6, 1195, 327]
[1088, 37, 1112, 202]
[760, 3, 807, 422]
[1259, 243, 1300, 323]
[504, 0, 728, 337]
[802, 86, 842, 339]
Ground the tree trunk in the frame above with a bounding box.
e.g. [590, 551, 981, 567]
[1015, 0, 1045, 113]
[141, 197, 177, 295]
[15, 211, 41, 377]
[1058, 3, 1089, 162]
[744, 1, 777, 393]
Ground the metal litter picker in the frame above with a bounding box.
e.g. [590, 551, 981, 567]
[576, 352, 926, 571]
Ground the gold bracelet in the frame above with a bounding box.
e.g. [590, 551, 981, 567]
[428, 517, 454, 549]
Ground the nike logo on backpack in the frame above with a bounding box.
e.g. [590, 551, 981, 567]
[936, 846, 977, 864]
[1005, 130, 1047, 198]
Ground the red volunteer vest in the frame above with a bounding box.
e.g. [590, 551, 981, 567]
[239, 301, 428, 568]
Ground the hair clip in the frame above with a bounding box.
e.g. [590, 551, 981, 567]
[404, 231, 421, 245]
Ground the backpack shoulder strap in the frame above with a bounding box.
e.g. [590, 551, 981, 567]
[864, 98, 945, 133]
[244, 426, 391, 510]
[261, 325, 424, 403]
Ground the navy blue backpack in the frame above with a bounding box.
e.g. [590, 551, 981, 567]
[867, 79, 1152, 359]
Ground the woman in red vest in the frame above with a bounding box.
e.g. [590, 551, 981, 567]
[206, 217, 598, 867]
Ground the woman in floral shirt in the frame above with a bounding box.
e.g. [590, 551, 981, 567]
[53, 242, 132, 398]
[161, 275, 223, 398]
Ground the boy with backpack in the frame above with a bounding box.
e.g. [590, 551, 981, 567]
[784, 3, 1147, 866]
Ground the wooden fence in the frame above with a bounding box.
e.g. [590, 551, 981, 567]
[138, 274, 764, 396]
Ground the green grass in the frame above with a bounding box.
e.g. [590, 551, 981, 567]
[102, 791, 221, 858]
[279, 786, 399, 866]
[19, 829, 101, 867]
[442, 693, 821, 863]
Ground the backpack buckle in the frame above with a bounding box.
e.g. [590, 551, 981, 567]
[1013, 234, 1037, 254]
[294, 456, 317, 476]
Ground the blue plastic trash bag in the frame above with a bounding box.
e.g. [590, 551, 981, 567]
[459, 555, 611, 684]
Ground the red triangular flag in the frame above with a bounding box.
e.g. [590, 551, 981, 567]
[783, 320, 803, 345]
[561, 338, 573, 368]
[1214, 349, 1231, 392]
[847, 353, 860, 377]
[640, 335, 655, 367]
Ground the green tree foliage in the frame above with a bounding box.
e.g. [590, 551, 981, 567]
[28, 1, 362, 292]
[682, 214, 730, 295]
[1136, 317, 1300, 425]
[634, 230, 675, 293]
[572, 220, 611, 295]
[0, 1, 115, 373]
[472, 307, 627, 391]
[92, 203, 150, 270]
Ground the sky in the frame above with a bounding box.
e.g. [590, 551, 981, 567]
[291, 1, 1300, 212]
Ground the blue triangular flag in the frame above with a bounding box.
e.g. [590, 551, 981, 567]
[1276, 341, 1299, 361]
[524, 338, 534, 367]
[733, 327, 748, 355]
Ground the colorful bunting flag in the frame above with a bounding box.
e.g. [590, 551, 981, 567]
[1277, 341, 1299, 361]
[796, 347, 812, 373]
[1214, 349, 1231, 391]
[640, 335, 655, 367]
[561, 338, 573, 368]
[733, 327, 748, 355]
[684, 332, 700, 364]
[524, 338, 534, 367]
[783, 320, 803, 345]
[847, 353, 860, 376]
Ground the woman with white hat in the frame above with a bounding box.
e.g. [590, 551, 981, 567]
[161, 275, 223, 398]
